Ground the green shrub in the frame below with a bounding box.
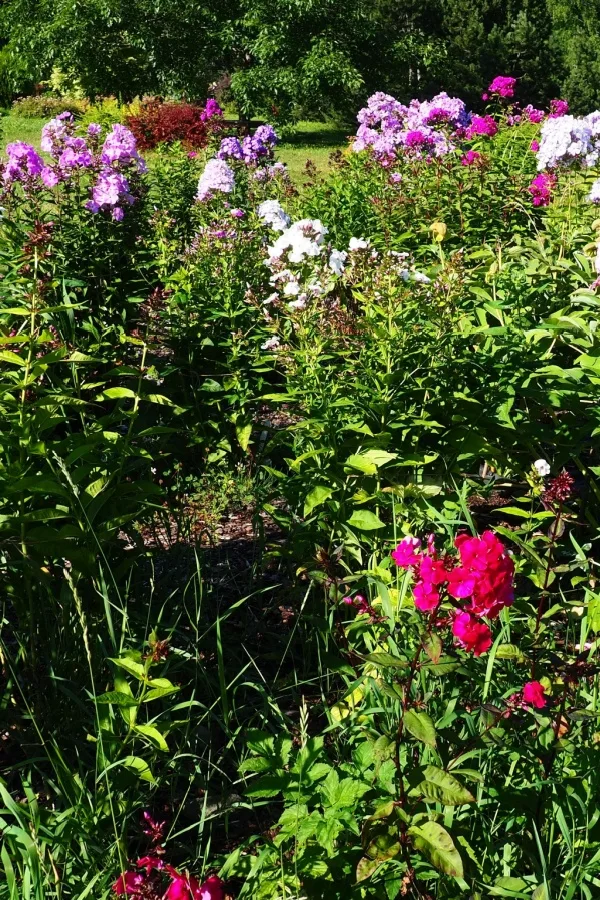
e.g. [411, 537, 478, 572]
[10, 94, 88, 118]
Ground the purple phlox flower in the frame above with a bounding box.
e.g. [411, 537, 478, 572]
[200, 98, 223, 121]
[414, 92, 470, 129]
[523, 104, 545, 124]
[87, 123, 102, 137]
[461, 149, 481, 166]
[487, 75, 516, 99]
[466, 115, 498, 139]
[101, 124, 146, 172]
[253, 124, 278, 146]
[217, 137, 243, 160]
[59, 139, 93, 170]
[88, 169, 134, 214]
[231, 207, 245, 218]
[528, 172, 556, 207]
[197, 157, 235, 200]
[111, 206, 125, 221]
[549, 99, 569, 118]
[3, 142, 45, 183]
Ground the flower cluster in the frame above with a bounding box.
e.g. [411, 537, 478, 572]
[484, 75, 516, 100]
[197, 158, 235, 201]
[217, 125, 278, 166]
[2, 115, 146, 220]
[257, 199, 291, 232]
[465, 115, 498, 139]
[392, 530, 514, 657]
[528, 172, 556, 207]
[537, 111, 600, 170]
[353, 90, 469, 164]
[113, 861, 223, 900]
[113, 811, 224, 900]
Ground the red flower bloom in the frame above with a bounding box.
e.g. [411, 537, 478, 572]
[136, 855, 164, 873]
[450, 531, 514, 618]
[523, 680, 548, 709]
[112, 871, 145, 896]
[452, 611, 492, 656]
[196, 876, 225, 900]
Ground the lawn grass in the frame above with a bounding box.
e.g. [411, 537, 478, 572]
[276, 120, 352, 182]
[1, 115, 45, 152]
[0, 115, 351, 184]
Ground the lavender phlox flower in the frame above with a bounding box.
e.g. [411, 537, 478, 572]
[41, 112, 75, 156]
[231, 208, 245, 218]
[101, 124, 146, 172]
[257, 199, 291, 232]
[87, 123, 103, 137]
[197, 158, 235, 200]
[87, 169, 134, 214]
[254, 124, 278, 146]
[41, 166, 60, 188]
[3, 142, 45, 183]
[536, 115, 599, 170]
[588, 178, 600, 203]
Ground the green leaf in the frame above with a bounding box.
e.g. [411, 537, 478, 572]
[413, 766, 475, 806]
[100, 387, 137, 399]
[235, 420, 252, 452]
[245, 773, 290, 798]
[95, 691, 138, 707]
[304, 484, 333, 517]
[115, 756, 156, 784]
[408, 821, 463, 878]
[134, 724, 169, 752]
[347, 510, 385, 530]
[489, 876, 528, 896]
[532, 886, 549, 900]
[422, 632, 443, 664]
[364, 651, 409, 668]
[109, 657, 147, 681]
[404, 709, 436, 747]
[495, 643, 526, 662]
[0, 350, 25, 366]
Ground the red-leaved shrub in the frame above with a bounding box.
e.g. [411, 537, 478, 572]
[126, 98, 223, 150]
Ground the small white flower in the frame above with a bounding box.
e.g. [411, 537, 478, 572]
[257, 199, 291, 232]
[412, 270, 431, 284]
[533, 459, 551, 477]
[263, 292, 279, 304]
[261, 336, 281, 350]
[329, 248, 347, 276]
[288, 297, 307, 310]
[349, 237, 369, 251]
[283, 280, 300, 296]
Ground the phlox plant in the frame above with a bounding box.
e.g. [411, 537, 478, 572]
[225, 475, 600, 898]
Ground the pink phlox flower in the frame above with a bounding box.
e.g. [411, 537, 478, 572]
[452, 611, 492, 656]
[391, 536, 421, 568]
[523, 680, 548, 709]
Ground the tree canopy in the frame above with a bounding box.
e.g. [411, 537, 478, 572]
[0, 0, 598, 117]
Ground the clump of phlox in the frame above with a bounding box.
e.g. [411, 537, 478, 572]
[392, 530, 515, 657]
[353, 90, 469, 164]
